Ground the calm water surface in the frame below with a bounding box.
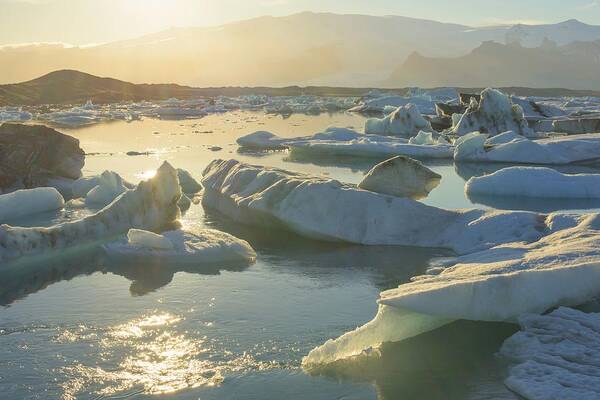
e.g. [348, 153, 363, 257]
[2, 111, 598, 399]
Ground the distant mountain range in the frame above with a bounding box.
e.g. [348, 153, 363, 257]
[1, 14, 600, 89]
[3, 70, 600, 106]
[387, 40, 600, 89]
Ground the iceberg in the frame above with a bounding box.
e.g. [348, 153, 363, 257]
[176, 168, 202, 194]
[500, 307, 600, 400]
[358, 156, 441, 199]
[466, 167, 600, 199]
[454, 131, 600, 165]
[408, 131, 435, 145]
[201, 159, 558, 254]
[304, 214, 600, 366]
[0, 162, 181, 265]
[0, 188, 64, 223]
[349, 95, 437, 115]
[84, 171, 128, 208]
[452, 89, 533, 137]
[364, 104, 433, 137]
[104, 227, 256, 264]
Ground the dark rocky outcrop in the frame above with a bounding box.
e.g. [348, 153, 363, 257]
[0, 123, 85, 190]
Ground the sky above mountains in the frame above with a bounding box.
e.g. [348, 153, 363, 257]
[1, 0, 600, 45]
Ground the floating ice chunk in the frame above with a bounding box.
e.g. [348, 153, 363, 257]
[553, 118, 600, 135]
[306, 214, 600, 365]
[358, 156, 441, 199]
[0, 188, 64, 223]
[202, 159, 553, 254]
[453, 89, 533, 137]
[104, 227, 256, 264]
[85, 171, 128, 208]
[365, 104, 433, 137]
[176, 168, 202, 194]
[72, 173, 134, 200]
[236, 131, 289, 150]
[510, 96, 566, 119]
[466, 167, 600, 199]
[500, 307, 600, 400]
[454, 132, 600, 164]
[0, 162, 181, 264]
[408, 131, 435, 145]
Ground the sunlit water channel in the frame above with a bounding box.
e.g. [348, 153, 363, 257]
[2, 111, 600, 399]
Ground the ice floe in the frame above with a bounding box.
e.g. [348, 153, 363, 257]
[236, 128, 455, 159]
[104, 227, 256, 264]
[358, 156, 441, 199]
[500, 307, 600, 400]
[466, 167, 600, 199]
[0, 161, 181, 264]
[454, 131, 600, 164]
[364, 104, 432, 137]
[304, 213, 600, 366]
[452, 89, 533, 137]
[0, 187, 64, 223]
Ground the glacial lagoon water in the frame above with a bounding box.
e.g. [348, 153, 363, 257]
[2, 111, 600, 399]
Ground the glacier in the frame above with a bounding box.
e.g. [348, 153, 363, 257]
[0, 161, 181, 265]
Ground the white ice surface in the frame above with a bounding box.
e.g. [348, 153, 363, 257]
[104, 227, 256, 264]
[0, 188, 64, 223]
[500, 307, 600, 400]
[84, 171, 128, 208]
[454, 131, 600, 164]
[0, 162, 181, 264]
[304, 214, 600, 366]
[466, 167, 600, 199]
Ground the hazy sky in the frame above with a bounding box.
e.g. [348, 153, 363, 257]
[2, 0, 600, 45]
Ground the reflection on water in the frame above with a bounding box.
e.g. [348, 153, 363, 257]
[309, 320, 519, 400]
[58, 312, 278, 399]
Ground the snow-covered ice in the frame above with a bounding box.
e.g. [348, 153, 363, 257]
[0, 161, 181, 264]
[0, 188, 64, 223]
[454, 131, 600, 164]
[466, 167, 600, 199]
[500, 307, 600, 400]
[364, 104, 433, 137]
[304, 213, 600, 366]
[236, 131, 290, 150]
[358, 156, 441, 199]
[104, 227, 256, 264]
[452, 89, 533, 137]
